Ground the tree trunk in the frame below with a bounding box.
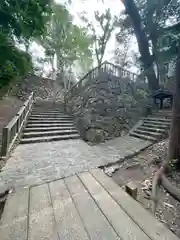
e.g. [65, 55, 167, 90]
[122, 0, 159, 91]
[51, 54, 57, 103]
[168, 56, 180, 161]
[152, 55, 180, 214]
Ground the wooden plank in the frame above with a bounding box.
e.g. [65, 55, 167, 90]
[17, 106, 26, 118]
[79, 172, 150, 240]
[91, 169, 179, 240]
[28, 184, 58, 240]
[65, 175, 119, 240]
[0, 188, 29, 240]
[6, 115, 19, 130]
[49, 179, 89, 240]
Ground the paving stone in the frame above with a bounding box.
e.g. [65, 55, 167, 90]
[0, 136, 151, 189]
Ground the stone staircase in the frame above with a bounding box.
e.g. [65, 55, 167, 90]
[130, 110, 172, 142]
[20, 104, 80, 144]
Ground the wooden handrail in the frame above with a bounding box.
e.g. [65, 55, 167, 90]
[65, 61, 138, 100]
[64, 62, 105, 100]
[1, 92, 34, 157]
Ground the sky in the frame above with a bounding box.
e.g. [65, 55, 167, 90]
[29, 0, 137, 77]
[59, 0, 125, 62]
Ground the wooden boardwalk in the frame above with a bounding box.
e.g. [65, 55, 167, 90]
[0, 169, 179, 240]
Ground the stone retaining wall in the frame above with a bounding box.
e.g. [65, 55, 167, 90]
[66, 70, 150, 143]
[16, 74, 64, 101]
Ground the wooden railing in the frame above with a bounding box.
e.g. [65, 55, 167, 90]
[100, 61, 138, 81]
[65, 61, 138, 100]
[1, 92, 34, 157]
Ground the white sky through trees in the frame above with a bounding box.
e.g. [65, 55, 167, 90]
[63, 0, 125, 63]
[30, 0, 139, 77]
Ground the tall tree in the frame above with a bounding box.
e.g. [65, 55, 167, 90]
[82, 8, 119, 66]
[40, 3, 93, 91]
[114, 21, 134, 68]
[121, 0, 180, 88]
[121, 0, 159, 91]
[138, 0, 180, 85]
[152, 51, 180, 213]
[151, 30, 180, 213]
[169, 56, 180, 160]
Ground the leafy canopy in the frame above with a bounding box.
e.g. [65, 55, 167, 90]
[40, 3, 93, 74]
[0, 0, 52, 90]
[81, 8, 120, 65]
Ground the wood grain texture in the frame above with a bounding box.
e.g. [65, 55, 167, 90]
[91, 169, 179, 240]
[49, 179, 89, 240]
[79, 172, 150, 240]
[28, 184, 58, 240]
[65, 175, 120, 240]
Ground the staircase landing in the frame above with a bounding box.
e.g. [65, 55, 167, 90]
[0, 169, 178, 240]
[0, 136, 151, 189]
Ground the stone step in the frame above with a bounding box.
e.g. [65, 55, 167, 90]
[142, 122, 169, 129]
[29, 116, 73, 121]
[143, 120, 170, 126]
[32, 107, 62, 111]
[152, 110, 172, 114]
[22, 129, 79, 138]
[138, 126, 166, 133]
[27, 119, 74, 124]
[129, 132, 156, 142]
[24, 126, 76, 132]
[31, 110, 64, 114]
[34, 102, 64, 107]
[157, 110, 172, 113]
[27, 123, 74, 128]
[30, 113, 67, 117]
[20, 133, 80, 144]
[150, 114, 171, 119]
[134, 128, 162, 138]
[31, 111, 64, 115]
[144, 117, 171, 123]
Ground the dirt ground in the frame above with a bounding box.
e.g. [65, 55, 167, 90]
[105, 139, 180, 238]
[0, 97, 23, 165]
[0, 97, 23, 217]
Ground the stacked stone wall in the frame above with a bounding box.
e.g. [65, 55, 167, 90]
[66, 70, 149, 143]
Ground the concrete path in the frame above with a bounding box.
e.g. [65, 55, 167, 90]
[0, 169, 178, 240]
[0, 136, 151, 189]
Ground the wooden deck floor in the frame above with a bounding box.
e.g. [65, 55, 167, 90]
[0, 169, 179, 240]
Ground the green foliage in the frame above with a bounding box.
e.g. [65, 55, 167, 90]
[0, 0, 51, 40]
[81, 8, 119, 65]
[40, 3, 93, 75]
[0, 33, 32, 89]
[158, 24, 180, 63]
[121, 0, 180, 81]
[0, 0, 52, 92]
[125, 0, 180, 55]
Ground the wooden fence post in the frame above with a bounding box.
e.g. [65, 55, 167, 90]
[1, 127, 9, 157]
